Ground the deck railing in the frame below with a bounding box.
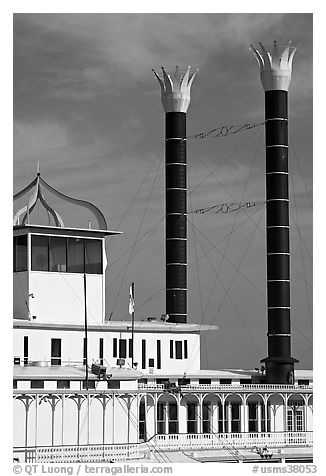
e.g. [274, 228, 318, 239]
[14, 431, 313, 463]
[153, 431, 313, 451]
[138, 383, 313, 392]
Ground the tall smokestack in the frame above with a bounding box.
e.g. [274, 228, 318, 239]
[251, 42, 298, 383]
[153, 66, 197, 323]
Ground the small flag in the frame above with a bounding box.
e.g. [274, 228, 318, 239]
[129, 284, 134, 315]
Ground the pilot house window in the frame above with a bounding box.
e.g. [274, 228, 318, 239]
[31, 235, 103, 274]
[13, 235, 27, 272]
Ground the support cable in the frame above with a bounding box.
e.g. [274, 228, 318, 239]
[108, 154, 163, 321]
[106, 148, 164, 260]
[187, 121, 265, 139]
[289, 158, 313, 330]
[185, 208, 265, 373]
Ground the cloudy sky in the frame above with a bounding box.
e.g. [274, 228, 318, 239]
[13, 13, 313, 371]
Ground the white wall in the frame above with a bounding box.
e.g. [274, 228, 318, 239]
[28, 273, 103, 325]
[13, 327, 201, 374]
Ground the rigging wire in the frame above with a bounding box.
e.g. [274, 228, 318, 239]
[187, 130, 263, 369]
[106, 216, 165, 295]
[189, 201, 259, 214]
[106, 148, 164, 259]
[108, 153, 163, 321]
[289, 157, 313, 330]
[289, 136, 313, 211]
[130, 205, 265, 319]
[188, 127, 261, 196]
[185, 208, 266, 373]
[188, 178, 206, 364]
[188, 136, 312, 297]
[289, 207, 313, 263]
[187, 121, 265, 139]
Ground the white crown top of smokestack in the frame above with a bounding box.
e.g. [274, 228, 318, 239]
[153, 65, 198, 113]
[250, 41, 297, 92]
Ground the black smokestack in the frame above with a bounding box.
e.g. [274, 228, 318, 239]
[251, 42, 298, 383]
[153, 66, 197, 323]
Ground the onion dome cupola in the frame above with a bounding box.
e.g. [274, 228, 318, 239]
[13, 167, 121, 325]
[13, 163, 108, 230]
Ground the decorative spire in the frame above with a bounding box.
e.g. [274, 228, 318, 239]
[250, 41, 297, 91]
[13, 169, 108, 230]
[153, 65, 198, 112]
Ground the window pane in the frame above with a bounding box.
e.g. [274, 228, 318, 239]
[57, 380, 70, 389]
[170, 340, 174, 358]
[31, 380, 44, 389]
[220, 379, 231, 385]
[85, 239, 102, 274]
[99, 338, 104, 365]
[31, 235, 49, 271]
[184, 340, 188, 359]
[49, 237, 67, 272]
[157, 340, 161, 369]
[51, 338, 61, 365]
[119, 339, 126, 358]
[14, 235, 27, 272]
[175, 341, 182, 359]
[142, 340, 146, 369]
[67, 238, 84, 273]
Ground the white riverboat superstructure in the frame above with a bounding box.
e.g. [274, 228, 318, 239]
[13, 42, 313, 464]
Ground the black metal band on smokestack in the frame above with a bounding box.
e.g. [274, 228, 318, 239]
[165, 112, 187, 323]
[251, 42, 298, 384]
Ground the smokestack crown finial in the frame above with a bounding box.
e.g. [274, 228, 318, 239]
[153, 65, 198, 112]
[250, 41, 297, 91]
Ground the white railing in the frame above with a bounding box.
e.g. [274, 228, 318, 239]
[34, 443, 142, 463]
[19, 432, 313, 463]
[138, 383, 313, 392]
[152, 431, 313, 451]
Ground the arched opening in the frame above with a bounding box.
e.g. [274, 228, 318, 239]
[246, 394, 265, 433]
[287, 395, 305, 432]
[157, 394, 178, 435]
[139, 394, 155, 441]
[180, 394, 200, 434]
[202, 394, 220, 434]
[267, 394, 285, 432]
[224, 394, 243, 433]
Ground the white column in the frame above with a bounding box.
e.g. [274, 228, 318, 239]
[34, 394, 38, 447]
[265, 401, 269, 432]
[147, 398, 156, 439]
[303, 399, 307, 431]
[198, 397, 203, 433]
[179, 402, 187, 433]
[112, 394, 115, 443]
[102, 398, 106, 444]
[284, 395, 288, 431]
[87, 393, 90, 445]
[61, 395, 65, 445]
[241, 401, 248, 433]
[222, 400, 226, 433]
[227, 403, 232, 433]
[212, 403, 219, 433]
